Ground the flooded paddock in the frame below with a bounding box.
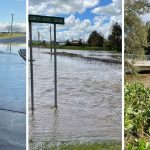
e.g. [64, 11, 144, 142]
[0, 43, 26, 150]
[29, 48, 122, 148]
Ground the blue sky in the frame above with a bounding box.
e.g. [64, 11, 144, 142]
[29, 0, 122, 41]
[58, 0, 112, 21]
[0, 0, 26, 23]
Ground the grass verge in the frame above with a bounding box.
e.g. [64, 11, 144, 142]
[0, 33, 26, 39]
[35, 141, 121, 150]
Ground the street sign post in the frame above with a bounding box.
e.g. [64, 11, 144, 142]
[29, 15, 64, 24]
[29, 14, 65, 110]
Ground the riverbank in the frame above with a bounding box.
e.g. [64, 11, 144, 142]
[35, 141, 121, 150]
[125, 73, 150, 87]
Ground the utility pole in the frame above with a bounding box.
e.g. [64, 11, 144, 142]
[37, 31, 40, 44]
[37, 31, 40, 49]
[10, 14, 14, 36]
[41, 35, 43, 41]
[50, 26, 52, 53]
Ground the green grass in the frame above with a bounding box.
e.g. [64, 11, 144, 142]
[0, 33, 25, 39]
[58, 45, 104, 51]
[35, 142, 121, 150]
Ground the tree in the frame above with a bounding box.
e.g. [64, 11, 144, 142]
[125, 12, 148, 56]
[87, 31, 104, 47]
[125, 0, 150, 15]
[66, 39, 71, 46]
[125, 0, 150, 56]
[78, 39, 83, 46]
[108, 23, 122, 51]
[146, 22, 150, 54]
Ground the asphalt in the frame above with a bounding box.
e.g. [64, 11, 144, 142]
[0, 36, 26, 43]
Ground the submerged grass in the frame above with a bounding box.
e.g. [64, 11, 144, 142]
[35, 142, 121, 150]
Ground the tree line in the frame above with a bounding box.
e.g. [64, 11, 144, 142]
[65, 23, 122, 52]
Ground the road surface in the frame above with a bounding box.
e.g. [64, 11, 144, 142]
[0, 44, 26, 150]
[0, 36, 26, 43]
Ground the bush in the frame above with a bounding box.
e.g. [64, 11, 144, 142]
[125, 82, 150, 150]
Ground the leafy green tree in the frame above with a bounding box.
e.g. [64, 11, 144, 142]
[125, 0, 150, 14]
[108, 23, 122, 52]
[146, 22, 150, 54]
[125, 0, 150, 57]
[125, 12, 148, 56]
[87, 31, 104, 47]
[78, 39, 83, 46]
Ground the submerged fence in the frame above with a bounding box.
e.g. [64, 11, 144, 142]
[126, 54, 150, 61]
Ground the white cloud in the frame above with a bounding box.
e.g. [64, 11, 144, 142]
[0, 22, 26, 32]
[92, 0, 122, 16]
[29, 0, 122, 42]
[29, 0, 99, 15]
[91, 0, 122, 38]
[31, 14, 121, 42]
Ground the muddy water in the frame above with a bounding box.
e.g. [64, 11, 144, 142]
[125, 74, 150, 87]
[0, 43, 26, 150]
[57, 49, 122, 62]
[29, 48, 122, 148]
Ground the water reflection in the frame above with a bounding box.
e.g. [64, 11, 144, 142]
[0, 43, 26, 150]
[0, 43, 25, 54]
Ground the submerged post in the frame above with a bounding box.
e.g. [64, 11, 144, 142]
[54, 24, 57, 108]
[50, 26, 52, 53]
[29, 22, 34, 111]
[29, 14, 64, 108]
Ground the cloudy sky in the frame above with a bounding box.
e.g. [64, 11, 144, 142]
[0, 0, 26, 32]
[29, 0, 122, 42]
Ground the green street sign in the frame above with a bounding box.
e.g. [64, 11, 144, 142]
[29, 15, 64, 24]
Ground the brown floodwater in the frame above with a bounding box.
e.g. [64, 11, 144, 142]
[125, 74, 150, 87]
[29, 48, 122, 148]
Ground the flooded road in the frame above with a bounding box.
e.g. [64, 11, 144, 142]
[0, 43, 26, 150]
[29, 48, 122, 148]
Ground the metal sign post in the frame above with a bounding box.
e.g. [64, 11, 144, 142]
[29, 22, 34, 110]
[29, 14, 64, 110]
[50, 26, 52, 53]
[54, 24, 57, 108]
[29, 15, 64, 24]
